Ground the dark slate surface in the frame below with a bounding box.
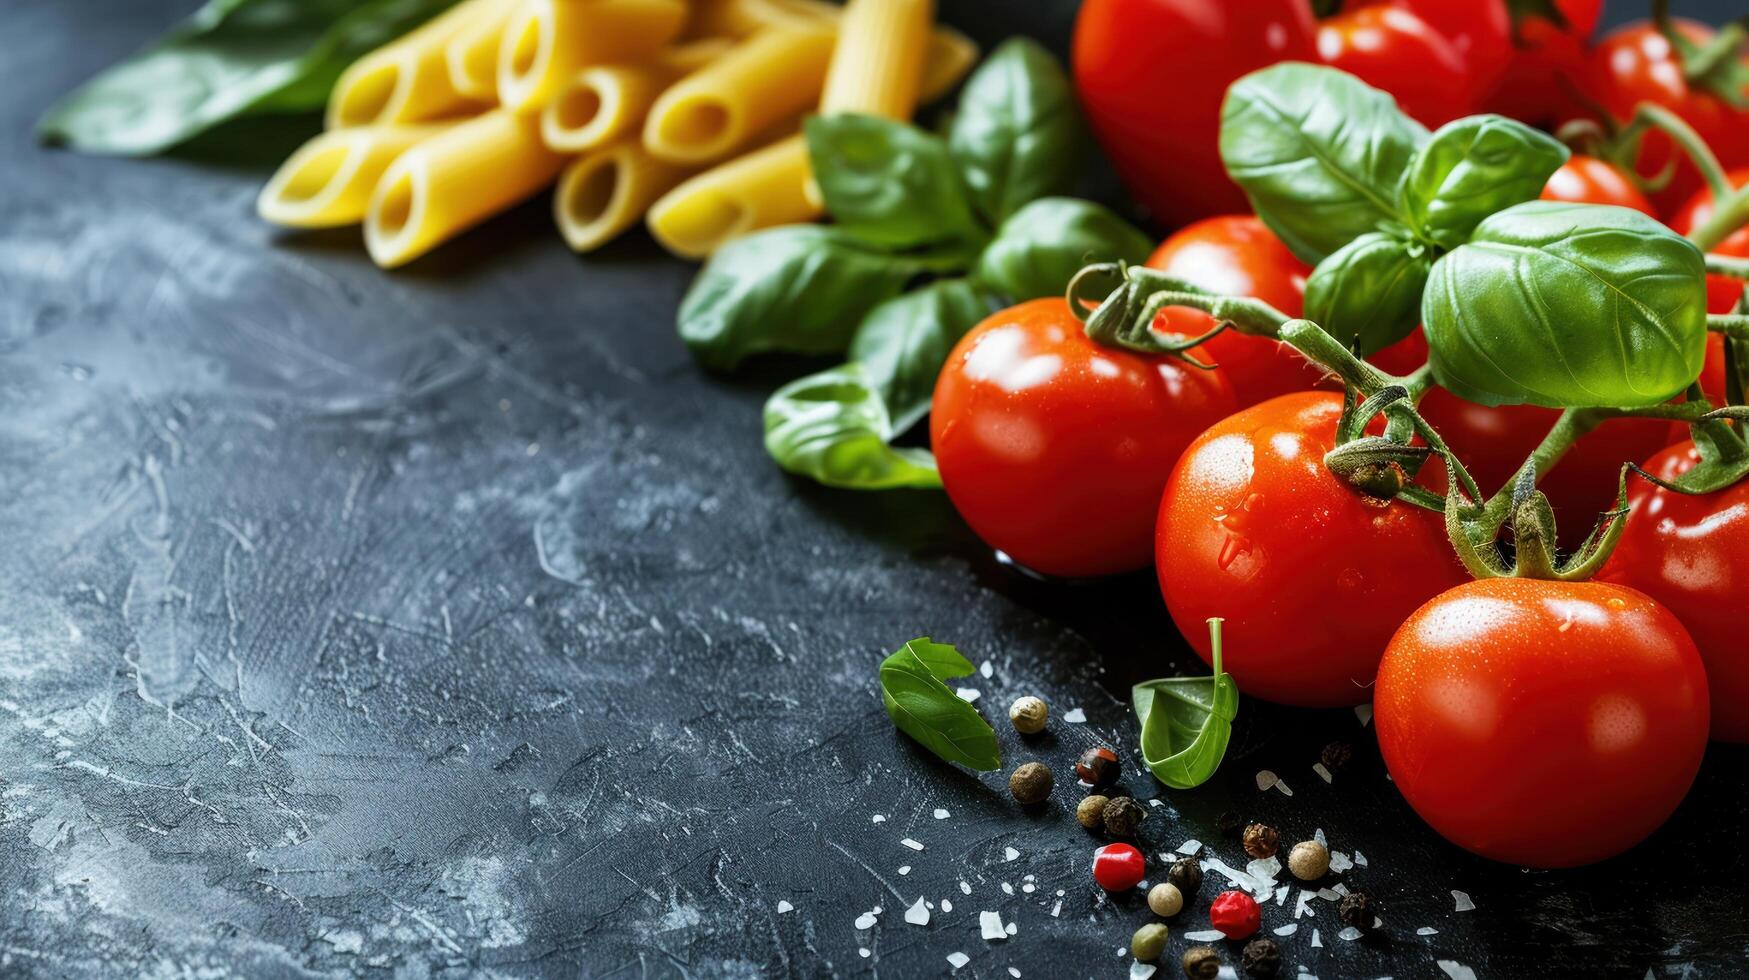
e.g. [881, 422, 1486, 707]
[3, 0, 1746, 977]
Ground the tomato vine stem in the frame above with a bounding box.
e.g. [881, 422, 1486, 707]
[1614, 103, 1734, 203]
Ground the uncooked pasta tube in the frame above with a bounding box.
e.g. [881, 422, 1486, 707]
[540, 39, 730, 153]
[327, 0, 512, 128]
[554, 139, 693, 251]
[258, 124, 451, 227]
[496, 0, 688, 114]
[818, 0, 934, 118]
[642, 28, 837, 165]
[687, 0, 839, 37]
[645, 133, 816, 258]
[445, 0, 518, 101]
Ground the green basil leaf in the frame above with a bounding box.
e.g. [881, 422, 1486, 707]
[849, 279, 995, 434]
[1423, 201, 1709, 408]
[38, 0, 460, 155]
[806, 114, 983, 248]
[947, 37, 1082, 225]
[1303, 233, 1431, 356]
[763, 363, 942, 490]
[975, 198, 1153, 303]
[1399, 115, 1570, 250]
[1220, 63, 1428, 264]
[679, 226, 920, 371]
[1132, 620, 1239, 790]
[880, 637, 1001, 771]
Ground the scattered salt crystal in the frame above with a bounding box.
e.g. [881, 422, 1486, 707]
[980, 911, 1007, 941]
[1050, 899, 1062, 917]
[1331, 883, 1349, 897]
[1317, 888, 1341, 902]
[980, 660, 993, 678]
[1274, 924, 1298, 937]
[956, 687, 980, 702]
[1255, 770, 1279, 791]
[1437, 961, 1477, 980]
[1352, 850, 1367, 867]
[905, 898, 931, 926]
[1130, 963, 1157, 980]
[1417, 927, 1438, 936]
[1147, 798, 1163, 807]
[859, 948, 871, 958]
[1185, 930, 1226, 942]
[901, 838, 925, 851]
[1313, 763, 1333, 784]
[872, 814, 886, 823]
[1354, 704, 1373, 726]
[873, 906, 883, 915]
[1247, 856, 1282, 885]
[1009, 969, 1021, 979]
[960, 881, 973, 895]
[934, 808, 950, 820]
[947, 952, 970, 970]
[1274, 779, 1294, 797]
[1063, 707, 1087, 723]
[1294, 890, 1315, 919]
[1337, 927, 1362, 941]
[1023, 874, 1035, 881]
[1022, 883, 1036, 894]
[1452, 890, 1476, 912]
[942, 899, 953, 913]
[1310, 929, 1322, 948]
[1177, 839, 1204, 856]
[855, 912, 878, 930]
[1217, 969, 1239, 980]
[1328, 851, 1353, 873]
[899, 866, 912, 876]
[1371, 917, 1381, 929]
[1004, 846, 1020, 862]
[1005, 921, 1017, 936]
[1001, 882, 1014, 895]
[777, 901, 794, 914]
[1314, 828, 1327, 847]
[1056, 889, 1064, 896]
[1274, 885, 1290, 905]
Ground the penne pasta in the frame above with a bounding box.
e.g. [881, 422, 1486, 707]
[445, 0, 518, 101]
[643, 28, 837, 165]
[365, 110, 568, 268]
[258, 124, 451, 228]
[818, 0, 934, 118]
[327, 0, 513, 129]
[554, 140, 694, 251]
[541, 39, 731, 154]
[687, 0, 838, 38]
[646, 133, 817, 258]
[497, 0, 688, 114]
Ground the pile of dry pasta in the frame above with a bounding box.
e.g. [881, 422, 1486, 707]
[255, 0, 976, 268]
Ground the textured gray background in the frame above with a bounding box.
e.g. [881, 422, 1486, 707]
[2, 0, 1746, 977]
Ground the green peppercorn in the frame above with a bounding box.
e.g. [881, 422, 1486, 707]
[1102, 796, 1146, 838]
[1132, 923, 1169, 961]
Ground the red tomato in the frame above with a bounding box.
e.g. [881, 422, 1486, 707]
[1539, 155, 1656, 216]
[1602, 442, 1749, 743]
[1156, 392, 1469, 706]
[1584, 20, 1749, 213]
[1376, 577, 1709, 867]
[1317, 0, 1513, 126]
[1144, 216, 1319, 408]
[1669, 168, 1747, 405]
[932, 298, 1236, 578]
[1483, 0, 1602, 127]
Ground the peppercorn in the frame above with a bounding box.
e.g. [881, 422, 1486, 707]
[1092, 842, 1147, 892]
[1147, 882, 1184, 917]
[1321, 740, 1354, 772]
[1337, 889, 1376, 930]
[1132, 922, 1169, 961]
[1076, 794, 1109, 830]
[1102, 796, 1146, 838]
[1182, 945, 1221, 980]
[1286, 840, 1329, 881]
[1242, 823, 1279, 859]
[1009, 695, 1048, 734]
[1075, 746, 1120, 788]
[1240, 937, 1281, 977]
[1166, 856, 1202, 897]
[1008, 762, 1053, 804]
[1209, 889, 1261, 940]
[1215, 810, 1245, 839]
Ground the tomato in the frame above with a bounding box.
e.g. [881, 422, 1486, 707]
[932, 298, 1236, 579]
[1144, 216, 1319, 408]
[1602, 442, 1749, 743]
[1539, 155, 1656, 216]
[1583, 20, 1749, 213]
[1483, 0, 1601, 127]
[1375, 577, 1709, 867]
[1316, 0, 1513, 126]
[1668, 168, 1748, 405]
[1156, 391, 1468, 706]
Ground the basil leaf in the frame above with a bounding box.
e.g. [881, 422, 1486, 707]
[1423, 201, 1709, 408]
[763, 363, 942, 490]
[850, 279, 995, 434]
[975, 198, 1153, 303]
[1220, 63, 1428, 264]
[1303, 233, 1431, 356]
[1133, 619, 1239, 790]
[947, 37, 1082, 225]
[679, 226, 920, 371]
[38, 0, 460, 155]
[806, 114, 983, 249]
[880, 637, 1001, 771]
[1399, 115, 1570, 250]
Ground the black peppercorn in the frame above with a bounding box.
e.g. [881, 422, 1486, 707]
[1240, 937, 1280, 977]
[1075, 746, 1120, 788]
[1242, 823, 1279, 859]
[1102, 796, 1146, 837]
[1215, 810, 1245, 839]
[1337, 889, 1376, 930]
[1166, 856, 1202, 897]
[1321, 740, 1354, 772]
[1182, 945, 1221, 980]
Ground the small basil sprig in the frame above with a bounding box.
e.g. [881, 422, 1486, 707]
[947, 37, 1082, 225]
[880, 638, 1001, 771]
[39, 0, 460, 155]
[1133, 618, 1239, 790]
[764, 363, 944, 490]
[806, 114, 986, 250]
[850, 278, 996, 432]
[1399, 115, 1570, 250]
[1303, 233, 1431, 356]
[977, 198, 1154, 304]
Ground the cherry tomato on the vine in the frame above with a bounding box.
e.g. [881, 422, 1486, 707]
[1539, 155, 1656, 216]
[1376, 577, 1709, 867]
[1669, 168, 1748, 406]
[932, 298, 1236, 579]
[1316, 0, 1513, 127]
[1145, 216, 1319, 408]
[1602, 442, 1749, 743]
[1156, 392, 1468, 706]
[1484, 0, 1602, 127]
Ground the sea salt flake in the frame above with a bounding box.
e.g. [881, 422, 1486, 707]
[1005, 922, 1017, 936]
[1185, 930, 1226, 942]
[905, 898, 931, 926]
[1294, 890, 1315, 919]
[1147, 798, 1164, 807]
[1022, 883, 1036, 894]
[901, 838, 925, 851]
[1317, 888, 1341, 902]
[1354, 704, 1373, 726]
[1274, 924, 1298, 937]
[1437, 961, 1477, 980]
[942, 899, 953, 913]
[947, 952, 970, 970]
[1313, 763, 1333, 784]
[980, 660, 993, 678]
[872, 814, 886, 823]
[1255, 770, 1279, 791]
[1452, 890, 1476, 912]
[1001, 882, 1014, 895]
[1130, 963, 1158, 980]
[1010, 970, 1021, 979]
[1328, 851, 1354, 873]
[776, 901, 794, 914]
[1050, 899, 1062, 917]
[855, 912, 878, 930]
[935, 808, 950, 820]
[1314, 828, 1327, 847]
[957, 687, 980, 702]
[1331, 883, 1349, 897]
[899, 866, 912, 876]
[980, 911, 1007, 941]
[1063, 707, 1087, 723]
[960, 881, 973, 895]
[1274, 885, 1290, 906]
[1337, 927, 1362, 941]
[859, 948, 871, 958]
[1274, 779, 1294, 797]
[1177, 839, 1204, 855]
[1004, 846, 1020, 862]
[1310, 929, 1322, 948]
[1352, 851, 1367, 867]
[1417, 927, 1439, 936]
[1246, 856, 1282, 885]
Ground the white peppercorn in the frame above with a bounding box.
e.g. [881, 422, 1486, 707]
[1009, 696, 1048, 734]
[1287, 840, 1329, 881]
[1147, 882, 1184, 917]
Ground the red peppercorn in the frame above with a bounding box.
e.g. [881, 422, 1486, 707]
[1209, 890, 1262, 940]
[1092, 842, 1146, 892]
